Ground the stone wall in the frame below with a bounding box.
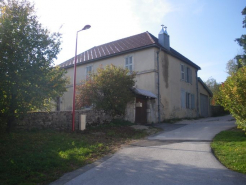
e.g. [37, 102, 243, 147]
[16, 110, 115, 131]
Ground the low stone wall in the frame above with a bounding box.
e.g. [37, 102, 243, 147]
[211, 106, 230, 117]
[16, 110, 114, 131]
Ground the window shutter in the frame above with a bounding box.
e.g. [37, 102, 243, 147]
[191, 94, 195, 109]
[181, 89, 186, 108]
[186, 92, 191, 108]
[184, 66, 187, 82]
[189, 68, 192, 84]
[186, 92, 188, 108]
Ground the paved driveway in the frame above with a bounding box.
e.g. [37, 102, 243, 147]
[51, 115, 246, 185]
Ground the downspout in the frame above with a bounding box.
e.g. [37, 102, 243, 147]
[196, 70, 199, 117]
[156, 49, 161, 123]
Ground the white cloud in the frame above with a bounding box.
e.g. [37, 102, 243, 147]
[131, 0, 174, 26]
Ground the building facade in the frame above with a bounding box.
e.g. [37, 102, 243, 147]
[57, 26, 212, 123]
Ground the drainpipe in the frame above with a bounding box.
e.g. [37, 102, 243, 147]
[156, 49, 161, 123]
[196, 70, 199, 117]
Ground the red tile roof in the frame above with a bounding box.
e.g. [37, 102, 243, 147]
[59, 31, 200, 70]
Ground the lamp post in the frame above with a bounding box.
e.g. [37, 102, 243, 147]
[72, 25, 91, 131]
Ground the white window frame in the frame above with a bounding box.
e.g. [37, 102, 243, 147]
[125, 56, 133, 73]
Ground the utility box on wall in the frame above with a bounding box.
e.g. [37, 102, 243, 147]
[79, 114, 86, 130]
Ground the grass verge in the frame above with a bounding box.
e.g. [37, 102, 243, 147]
[211, 127, 246, 174]
[0, 122, 152, 185]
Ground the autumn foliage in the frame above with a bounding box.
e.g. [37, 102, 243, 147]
[76, 65, 136, 117]
[218, 66, 246, 132]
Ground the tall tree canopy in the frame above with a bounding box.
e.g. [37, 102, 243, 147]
[234, 7, 246, 69]
[218, 6, 246, 133]
[0, 0, 68, 132]
[76, 65, 136, 117]
[226, 59, 239, 75]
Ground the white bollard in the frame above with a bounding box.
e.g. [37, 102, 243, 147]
[79, 114, 86, 130]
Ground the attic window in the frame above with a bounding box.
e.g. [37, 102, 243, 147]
[125, 56, 133, 72]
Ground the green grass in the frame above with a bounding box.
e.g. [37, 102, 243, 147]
[211, 128, 246, 174]
[0, 123, 149, 185]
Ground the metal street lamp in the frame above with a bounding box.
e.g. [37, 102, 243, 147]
[72, 25, 91, 131]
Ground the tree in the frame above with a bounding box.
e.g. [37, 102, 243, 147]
[226, 59, 239, 75]
[205, 77, 221, 105]
[218, 6, 246, 133]
[0, 0, 68, 132]
[218, 66, 246, 132]
[234, 7, 246, 69]
[76, 65, 136, 117]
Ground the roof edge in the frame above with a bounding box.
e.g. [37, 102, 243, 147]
[198, 77, 213, 97]
[60, 44, 157, 69]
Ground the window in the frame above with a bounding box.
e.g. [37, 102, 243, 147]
[86, 65, 92, 80]
[181, 90, 195, 109]
[181, 64, 185, 80]
[186, 92, 190, 109]
[186, 67, 192, 84]
[125, 56, 133, 72]
[181, 64, 192, 84]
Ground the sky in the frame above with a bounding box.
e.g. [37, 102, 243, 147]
[32, 0, 245, 83]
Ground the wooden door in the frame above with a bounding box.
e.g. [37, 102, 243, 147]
[135, 98, 147, 124]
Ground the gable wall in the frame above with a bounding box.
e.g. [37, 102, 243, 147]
[158, 49, 198, 120]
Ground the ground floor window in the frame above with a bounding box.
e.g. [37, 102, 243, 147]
[181, 90, 195, 109]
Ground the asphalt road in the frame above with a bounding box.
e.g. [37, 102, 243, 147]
[51, 115, 246, 185]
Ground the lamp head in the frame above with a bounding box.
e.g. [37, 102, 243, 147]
[82, 25, 91, 30]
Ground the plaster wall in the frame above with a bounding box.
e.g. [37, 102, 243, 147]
[157, 49, 198, 120]
[59, 48, 157, 112]
[58, 46, 202, 123]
